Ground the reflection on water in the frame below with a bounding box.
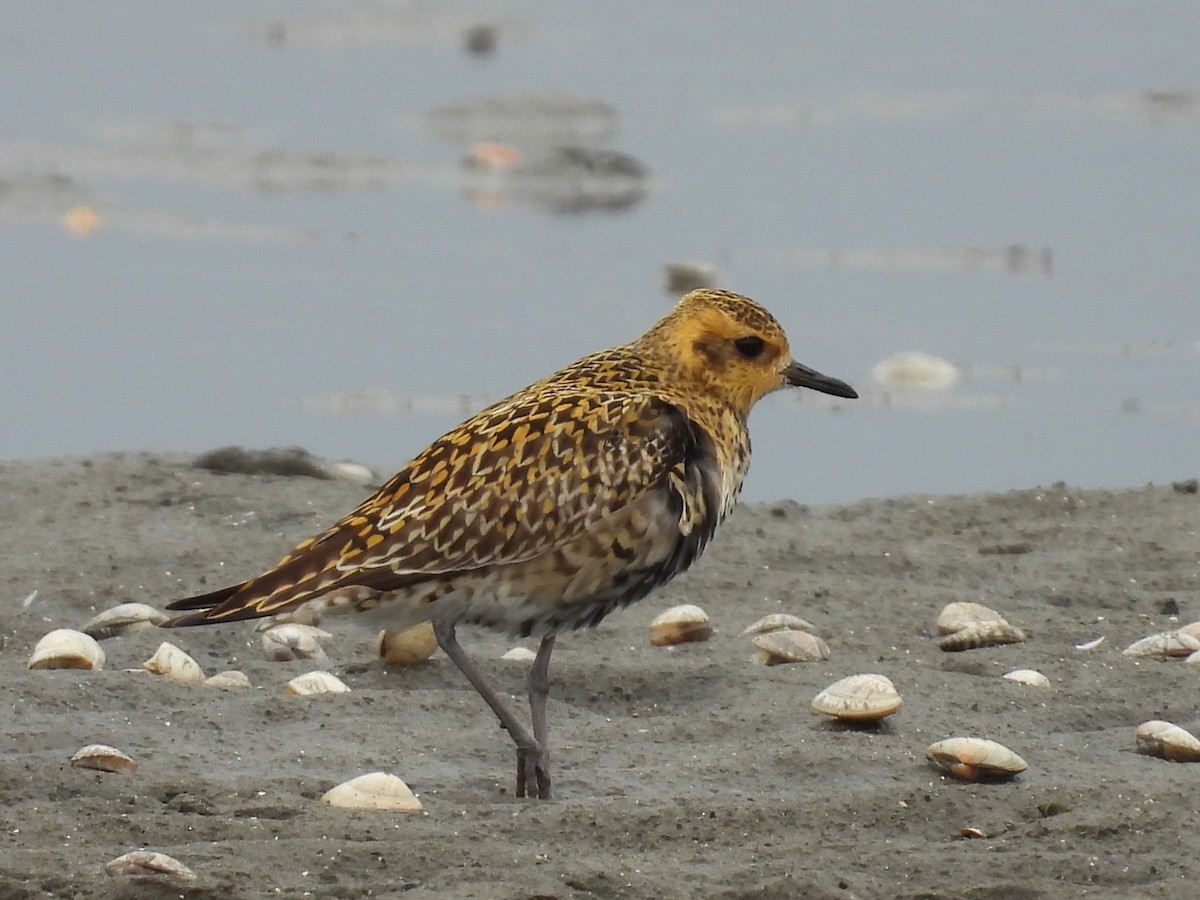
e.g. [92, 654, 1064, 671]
[709, 89, 1200, 127]
[769, 245, 1052, 276]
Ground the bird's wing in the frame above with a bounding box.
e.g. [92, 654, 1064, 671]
[165, 390, 715, 624]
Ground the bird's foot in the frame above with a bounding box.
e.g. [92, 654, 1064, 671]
[515, 742, 551, 800]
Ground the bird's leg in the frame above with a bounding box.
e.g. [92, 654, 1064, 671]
[525, 635, 556, 800]
[432, 614, 548, 799]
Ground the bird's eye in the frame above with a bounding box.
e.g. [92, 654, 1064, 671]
[733, 336, 765, 359]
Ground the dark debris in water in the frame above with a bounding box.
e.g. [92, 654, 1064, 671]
[193, 446, 332, 480]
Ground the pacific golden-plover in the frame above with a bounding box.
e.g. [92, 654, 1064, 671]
[165, 288, 857, 799]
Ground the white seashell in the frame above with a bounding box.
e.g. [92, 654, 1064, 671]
[70, 744, 137, 776]
[1135, 720, 1200, 762]
[321, 772, 422, 811]
[287, 670, 351, 696]
[205, 670, 252, 689]
[936, 601, 1007, 635]
[501, 647, 537, 662]
[739, 613, 816, 636]
[927, 737, 1027, 781]
[751, 630, 830, 665]
[28, 629, 105, 670]
[1075, 636, 1105, 651]
[1176, 621, 1200, 642]
[82, 602, 168, 639]
[104, 850, 196, 881]
[811, 673, 902, 721]
[142, 642, 206, 684]
[261, 624, 333, 662]
[1122, 631, 1200, 659]
[938, 620, 1027, 652]
[1002, 668, 1050, 687]
[375, 623, 437, 666]
[649, 604, 713, 646]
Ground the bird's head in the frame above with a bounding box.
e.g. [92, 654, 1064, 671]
[640, 289, 858, 418]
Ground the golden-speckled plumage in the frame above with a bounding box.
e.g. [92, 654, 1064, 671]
[165, 288, 857, 798]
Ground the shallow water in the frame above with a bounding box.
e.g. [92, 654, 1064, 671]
[2, 1, 1197, 502]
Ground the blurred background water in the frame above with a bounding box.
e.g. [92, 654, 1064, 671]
[2, 1, 1197, 503]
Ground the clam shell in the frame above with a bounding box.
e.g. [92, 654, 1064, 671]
[27, 629, 106, 670]
[82, 602, 168, 639]
[321, 772, 422, 812]
[938, 620, 1027, 652]
[936, 601, 1006, 635]
[649, 604, 713, 646]
[811, 673, 902, 721]
[927, 737, 1027, 781]
[205, 670, 252, 689]
[261, 624, 332, 662]
[375, 623, 438, 666]
[104, 850, 196, 881]
[1176, 621, 1200, 642]
[752, 630, 830, 665]
[501, 647, 537, 662]
[1135, 720, 1200, 762]
[1002, 668, 1050, 688]
[70, 744, 137, 776]
[739, 613, 816, 636]
[287, 670, 351, 696]
[142, 641, 206, 683]
[1122, 631, 1200, 659]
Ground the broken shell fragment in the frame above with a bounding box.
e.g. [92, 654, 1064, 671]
[287, 670, 351, 696]
[142, 642, 206, 684]
[82, 602, 168, 639]
[938, 620, 1028, 652]
[1002, 668, 1050, 688]
[501, 647, 537, 662]
[752, 630, 830, 665]
[261, 624, 333, 662]
[927, 737, 1027, 781]
[70, 744, 137, 776]
[649, 604, 713, 646]
[205, 670, 252, 689]
[104, 850, 196, 881]
[811, 673, 902, 721]
[1122, 631, 1200, 659]
[28, 629, 106, 670]
[375, 622, 438, 666]
[1135, 720, 1200, 762]
[936, 601, 1006, 635]
[739, 613, 816, 637]
[321, 772, 422, 812]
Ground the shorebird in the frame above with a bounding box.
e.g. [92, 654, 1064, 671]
[164, 289, 857, 799]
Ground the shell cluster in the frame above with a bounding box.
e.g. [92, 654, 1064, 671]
[936, 602, 1027, 652]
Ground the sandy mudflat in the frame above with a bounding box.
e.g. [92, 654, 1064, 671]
[3, 452, 1199, 899]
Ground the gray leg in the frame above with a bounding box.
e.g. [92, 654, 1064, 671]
[432, 614, 550, 799]
[526, 636, 556, 798]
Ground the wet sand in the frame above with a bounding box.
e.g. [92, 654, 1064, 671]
[4, 452, 1199, 899]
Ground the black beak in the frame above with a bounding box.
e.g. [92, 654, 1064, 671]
[783, 360, 859, 399]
